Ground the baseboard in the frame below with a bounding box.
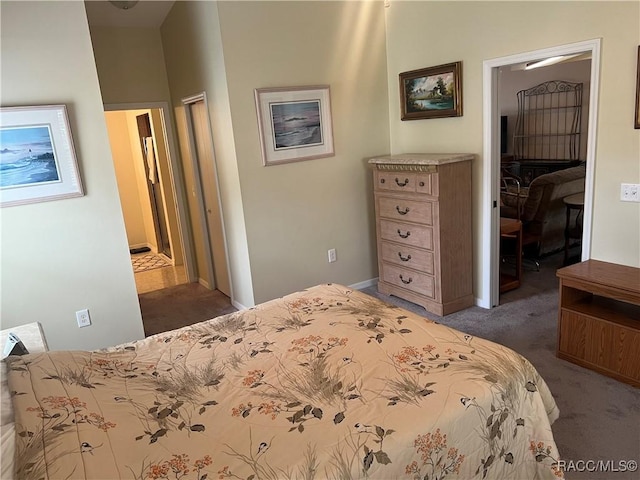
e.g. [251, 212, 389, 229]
[231, 299, 248, 311]
[226, 279, 378, 311]
[198, 278, 211, 290]
[349, 278, 378, 290]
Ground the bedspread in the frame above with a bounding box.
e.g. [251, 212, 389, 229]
[6, 284, 563, 479]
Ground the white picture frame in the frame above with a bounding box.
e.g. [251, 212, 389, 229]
[255, 85, 334, 166]
[0, 104, 83, 207]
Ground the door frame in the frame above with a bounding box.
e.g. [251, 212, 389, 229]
[105, 101, 197, 282]
[182, 92, 234, 299]
[481, 38, 601, 308]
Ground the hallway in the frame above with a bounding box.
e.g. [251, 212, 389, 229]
[134, 263, 187, 294]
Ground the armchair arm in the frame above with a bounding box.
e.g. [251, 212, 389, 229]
[501, 175, 525, 219]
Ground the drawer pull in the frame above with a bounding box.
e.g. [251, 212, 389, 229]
[395, 178, 409, 187]
[419, 181, 425, 187]
[399, 274, 413, 284]
[398, 252, 412, 262]
[380, 178, 386, 184]
[396, 206, 410, 215]
[397, 229, 411, 239]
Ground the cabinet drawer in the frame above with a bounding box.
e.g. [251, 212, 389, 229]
[380, 241, 434, 274]
[378, 197, 434, 225]
[382, 264, 435, 298]
[375, 171, 416, 192]
[380, 220, 433, 250]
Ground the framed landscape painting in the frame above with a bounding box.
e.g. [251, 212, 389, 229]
[0, 105, 83, 207]
[400, 61, 463, 120]
[255, 85, 334, 166]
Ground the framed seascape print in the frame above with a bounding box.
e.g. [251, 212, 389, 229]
[255, 85, 334, 166]
[0, 105, 83, 207]
[399, 61, 463, 120]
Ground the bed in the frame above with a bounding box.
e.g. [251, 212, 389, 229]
[3, 284, 563, 479]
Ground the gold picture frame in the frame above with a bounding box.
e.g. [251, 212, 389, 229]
[399, 61, 463, 120]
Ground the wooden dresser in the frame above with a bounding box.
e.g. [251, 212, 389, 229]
[556, 260, 640, 387]
[368, 153, 474, 316]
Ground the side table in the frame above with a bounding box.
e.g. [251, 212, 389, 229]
[500, 217, 522, 293]
[563, 192, 584, 265]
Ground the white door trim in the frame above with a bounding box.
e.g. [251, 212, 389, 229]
[481, 38, 601, 308]
[104, 101, 197, 283]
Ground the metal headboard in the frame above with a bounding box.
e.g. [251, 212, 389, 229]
[513, 80, 583, 161]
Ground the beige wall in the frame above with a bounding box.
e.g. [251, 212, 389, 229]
[161, 1, 255, 307]
[0, 1, 145, 350]
[106, 110, 149, 248]
[90, 26, 172, 105]
[215, 0, 390, 303]
[385, 1, 640, 302]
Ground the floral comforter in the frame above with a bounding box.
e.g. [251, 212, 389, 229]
[6, 284, 563, 479]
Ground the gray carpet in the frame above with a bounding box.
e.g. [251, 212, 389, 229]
[362, 255, 640, 480]
[139, 283, 237, 336]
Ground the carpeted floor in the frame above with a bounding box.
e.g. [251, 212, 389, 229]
[138, 283, 237, 336]
[139, 255, 639, 479]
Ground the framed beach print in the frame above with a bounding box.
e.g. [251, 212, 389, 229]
[399, 61, 463, 120]
[255, 85, 334, 166]
[0, 105, 83, 207]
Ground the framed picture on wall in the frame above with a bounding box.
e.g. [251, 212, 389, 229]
[254, 85, 334, 166]
[399, 61, 463, 120]
[0, 105, 83, 207]
[635, 46, 640, 129]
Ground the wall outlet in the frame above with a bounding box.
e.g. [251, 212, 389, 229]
[328, 248, 337, 263]
[620, 183, 640, 202]
[76, 309, 91, 328]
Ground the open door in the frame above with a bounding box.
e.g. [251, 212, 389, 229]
[136, 113, 171, 258]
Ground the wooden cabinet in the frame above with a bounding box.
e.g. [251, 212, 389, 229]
[368, 154, 474, 316]
[556, 260, 640, 387]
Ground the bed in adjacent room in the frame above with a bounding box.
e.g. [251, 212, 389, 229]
[3, 284, 563, 479]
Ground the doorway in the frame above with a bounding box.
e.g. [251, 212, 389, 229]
[104, 104, 192, 294]
[482, 39, 601, 308]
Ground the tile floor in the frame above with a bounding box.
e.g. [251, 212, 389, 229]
[133, 264, 187, 294]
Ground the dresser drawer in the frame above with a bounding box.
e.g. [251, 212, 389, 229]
[375, 171, 416, 192]
[416, 173, 439, 196]
[382, 264, 435, 298]
[380, 241, 434, 274]
[377, 196, 433, 225]
[380, 220, 433, 250]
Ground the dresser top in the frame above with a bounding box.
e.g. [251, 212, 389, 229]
[368, 153, 474, 166]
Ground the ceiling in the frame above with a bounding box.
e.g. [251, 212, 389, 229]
[84, 1, 175, 28]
